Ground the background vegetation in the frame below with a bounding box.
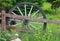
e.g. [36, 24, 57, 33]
[0, 0, 60, 41]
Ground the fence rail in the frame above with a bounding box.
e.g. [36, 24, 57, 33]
[0, 10, 60, 24]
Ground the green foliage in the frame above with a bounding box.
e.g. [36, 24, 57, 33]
[0, 0, 59, 13]
[52, 1, 60, 9]
[42, 2, 51, 10]
[0, 0, 60, 41]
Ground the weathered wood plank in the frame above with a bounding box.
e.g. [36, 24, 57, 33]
[7, 25, 35, 32]
[1, 10, 6, 32]
[0, 17, 2, 19]
[0, 11, 60, 24]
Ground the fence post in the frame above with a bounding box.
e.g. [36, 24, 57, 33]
[1, 10, 6, 32]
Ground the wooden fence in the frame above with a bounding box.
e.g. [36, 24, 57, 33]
[0, 10, 60, 32]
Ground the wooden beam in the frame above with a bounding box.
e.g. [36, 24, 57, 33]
[1, 10, 6, 32]
[0, 18, 2, 19]
[7, 25, 35, 32]
[0, 11, 60, 24]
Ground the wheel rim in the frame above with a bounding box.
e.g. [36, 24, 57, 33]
[9, 2, 47, 31]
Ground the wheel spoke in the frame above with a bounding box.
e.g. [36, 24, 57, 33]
[12, 12, 17, 15]
[29, 23, 36, 29]
[17, 6, 23, 16]
[16, 23, 22, 25]
[32, 10, 39, 17]
[24, 4, 27, 16]
[27, 25, 32, 30]
[28, 5, 33, 16]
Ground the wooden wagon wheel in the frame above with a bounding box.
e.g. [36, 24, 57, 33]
[8, 2, 47, 31]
